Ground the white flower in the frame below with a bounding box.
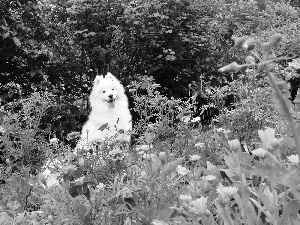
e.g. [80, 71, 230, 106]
[195, 142, 204, 148]
[181, 116, 191, 123]
[142, 153, 155, 160]
[176, 165, 190, 176]
[49, 137, 59, 145]
[216, 128, 230, 133]
[203, 175, 216, 181]
[190, 155, 201, 161]
[287, 154, 299, 164]
[258, 127, 275, 149]
[251, 148, 269, 157]
[189, 196, 208, 214]
[95, 183, 105, 191]
[216, 184, 238, 199]
[288, 58, 300, 69]
[179, 194, 192, 202]
[191, 117, 200, 123]
[136, 144, 153, 151]
[140, 170, 147, 177]
[74, 176, 85, 184]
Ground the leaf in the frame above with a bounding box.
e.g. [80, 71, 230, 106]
[28, 39, 38, 46]
[271, 88, 292, 117]
[240, 162, 300, 189]
[13, 36, 21, 46]
[281, 137, 296, 149]
[2, 32, 10, 38]
[30, 70, 36, 77]
[279, 200, 300, 223]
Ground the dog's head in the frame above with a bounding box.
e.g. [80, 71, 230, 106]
[90, 72, 126, 108]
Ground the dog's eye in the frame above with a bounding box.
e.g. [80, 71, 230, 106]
[102, 91, 106, 93]
[112, 89, 114, 90]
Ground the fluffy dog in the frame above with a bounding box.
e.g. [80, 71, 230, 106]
[79, 72, 132, 145]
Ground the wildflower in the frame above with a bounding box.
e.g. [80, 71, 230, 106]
[191, 116, 200, 123]
[179, 194, 192, 202]
[144, 131, 156, 144]
[242, 38, 256, 51]
[176, 165, 190, 176]
[108, 148, 124, 161]
[95, 183, 105, 191]
[251, 148, 268, 157]
[216, 184, 238, 204]
[228, 139, 241, 152]
[136, 144, 153, 151]
[288, 58, 300, 69]
[232, 36, 248, 49]
[218, 62, 242, 73]
[258, 127, 276, 150]
[181, 115, 191, 123]
[142, 153, 155, 160]
[216, 184, 238, 198]
[189, 196, 209, 215]
[203, 175, 216, 181]
[270, 138, 282, 149]
[190, 155, 201, 161]
[216, 128, 230, 133]
[195, 142, 204, 148]
[74, 176, 85, 185]
[287, 154, 299, 164]
[49, 137, 59, 145]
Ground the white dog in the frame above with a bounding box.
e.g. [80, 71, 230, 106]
[79, 72, 132, 147]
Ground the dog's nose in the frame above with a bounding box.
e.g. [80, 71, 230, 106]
[108, 94, 113, 99]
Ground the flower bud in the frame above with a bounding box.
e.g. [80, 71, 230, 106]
[245, 56, 255, 64]
[271, 138, 281, 149]
[269, 33, 282, 49]
[78, 157, 84, 167]
[232, 36, 248, 50]
[228, 139, 241, 152]
[242, 38, 255, 51]
[218, 62, 242, 73]
[158, 151, 166, 164]
[48, 215, 54, 222]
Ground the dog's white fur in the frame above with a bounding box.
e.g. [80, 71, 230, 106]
[80, 72, 132, 143]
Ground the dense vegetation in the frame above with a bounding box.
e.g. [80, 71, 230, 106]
[1, 0, 300, 224]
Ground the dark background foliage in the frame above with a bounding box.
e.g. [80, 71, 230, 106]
[1, 0, 300, 137]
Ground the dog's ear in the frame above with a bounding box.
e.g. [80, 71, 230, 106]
[106, 72, 116, 81]
[94, 75, 103, 85]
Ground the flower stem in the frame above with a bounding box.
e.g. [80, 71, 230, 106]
[264, 65, 300, 160]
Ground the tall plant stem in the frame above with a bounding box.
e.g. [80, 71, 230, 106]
[264, 65, 300, 159]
